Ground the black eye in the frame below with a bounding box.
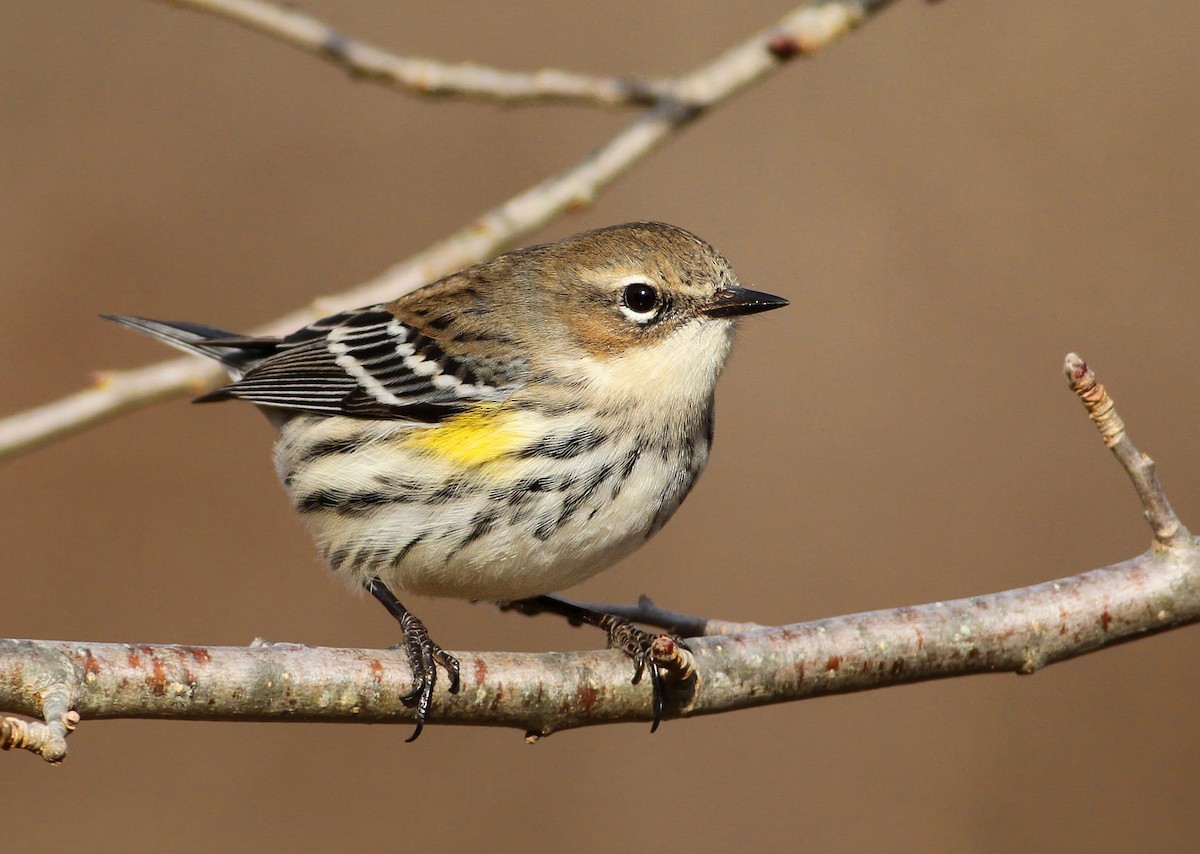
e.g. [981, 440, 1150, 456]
[621, 282, 660, 317]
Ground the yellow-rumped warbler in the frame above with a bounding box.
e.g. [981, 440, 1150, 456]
[108, 221, 787, 738]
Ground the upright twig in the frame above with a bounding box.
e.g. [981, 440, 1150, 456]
[1064, 353, 1187, 546]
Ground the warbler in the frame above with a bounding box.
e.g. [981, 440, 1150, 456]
[107, 221, 787, 738]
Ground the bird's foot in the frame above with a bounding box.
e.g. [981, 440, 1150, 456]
[497, 594, 696, 731]
[366, 578, 460, 741]
[598, 615, 692, 733]
[394, 611, 461, 742]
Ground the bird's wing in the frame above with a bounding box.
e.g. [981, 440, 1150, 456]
[200, 306, 522, 419]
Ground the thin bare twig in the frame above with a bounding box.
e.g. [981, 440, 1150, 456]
[0, 0, 895, 461]
[1064, 353, 1187, 546]
[162, 0, 672, 106]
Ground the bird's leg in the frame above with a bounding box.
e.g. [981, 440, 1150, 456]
[497, 594, 692, 732]
[365, 579, 460, 742]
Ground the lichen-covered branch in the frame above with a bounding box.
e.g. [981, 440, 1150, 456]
[0, 0, 896, 462]
[4, 542, 1197, 762]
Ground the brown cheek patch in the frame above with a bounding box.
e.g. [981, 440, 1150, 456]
[572, 310, 681, 361]
[571, 311, 636, 359]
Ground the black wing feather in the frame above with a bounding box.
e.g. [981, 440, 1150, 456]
[200, 306, 517, 418]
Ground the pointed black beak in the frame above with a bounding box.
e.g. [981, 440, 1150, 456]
[704, 286, 789, 318]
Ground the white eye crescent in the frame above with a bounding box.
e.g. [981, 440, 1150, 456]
[618, 277, 662, 323]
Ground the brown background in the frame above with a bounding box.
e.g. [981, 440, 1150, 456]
[3, 2, 1199, 851]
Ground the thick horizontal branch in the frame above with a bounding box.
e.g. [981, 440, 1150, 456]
[0, 0, 896, 461]
[3, 541, 1198, 762]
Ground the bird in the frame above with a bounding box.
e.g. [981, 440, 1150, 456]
[107, 221, 788, 739]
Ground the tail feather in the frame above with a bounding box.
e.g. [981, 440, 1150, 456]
[102, 314, 279, 379]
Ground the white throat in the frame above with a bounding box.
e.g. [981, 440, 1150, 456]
[572, 318, 733, 413]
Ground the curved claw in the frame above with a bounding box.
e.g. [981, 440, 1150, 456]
[629, 651, 648, 686]
[436, 648, 462, 695]
[404, 717, 425, 743]
[647, 661, 665, 733]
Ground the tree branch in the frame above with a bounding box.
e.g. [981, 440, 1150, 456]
[4, 353, 1196, 762]
[1064, 353, 1186, 546]
[4, 544, 1196, 761]
[160, 0, 672, 106]
[0, 0, 895, 462]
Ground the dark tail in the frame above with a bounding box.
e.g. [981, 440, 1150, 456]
[103, 314, 279, 380]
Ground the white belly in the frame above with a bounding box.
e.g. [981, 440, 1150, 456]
[276, 412, 710, 600]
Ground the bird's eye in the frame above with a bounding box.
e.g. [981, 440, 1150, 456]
[620, 282, 661, 322]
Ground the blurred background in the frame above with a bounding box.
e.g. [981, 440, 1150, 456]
[3, 1, 1199, 851]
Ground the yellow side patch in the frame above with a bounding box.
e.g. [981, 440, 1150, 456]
[400, 404, 528, 467]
